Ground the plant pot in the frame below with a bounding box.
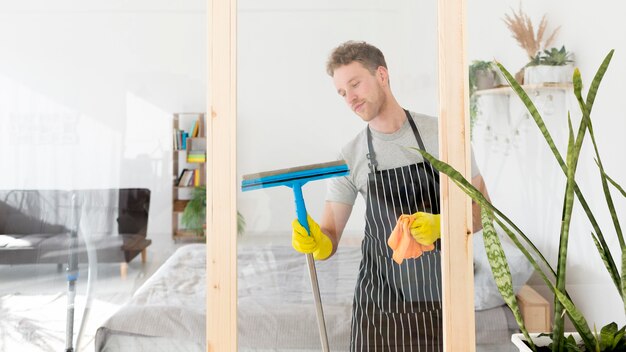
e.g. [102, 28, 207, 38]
[523, 64, 575, 84]
[514, 68, 525, 85]
[511, 332, 581, 351]
[475, 69, 497, 89]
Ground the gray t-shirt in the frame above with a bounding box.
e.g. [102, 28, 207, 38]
[326, 111, 479, 205]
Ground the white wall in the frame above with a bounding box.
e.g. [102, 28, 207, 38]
[0, 1, 207, 239]
[468, 0, 626, 328]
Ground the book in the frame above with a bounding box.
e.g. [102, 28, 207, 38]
[181, 132, 189, 150]
[194, 169, 200, 186]
[191, 120, 199, 138]
[178, 169, 194, 186]
[187, 154, 206, 163]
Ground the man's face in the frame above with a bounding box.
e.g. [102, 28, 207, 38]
[333, 61, 387, 122]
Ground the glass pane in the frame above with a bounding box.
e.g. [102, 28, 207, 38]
[0, 2, 206, 351]
[467, 3, 621, 351]
[237, 1, 444, 350]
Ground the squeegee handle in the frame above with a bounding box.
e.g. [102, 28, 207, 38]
[292, 182, 310, 235]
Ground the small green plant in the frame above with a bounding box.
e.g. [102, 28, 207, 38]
[526, 46, 574, 67]
[469, 60, 496, 136]
[420, 50, 625, 351]
[181, 186, 206, 235]
[539, 45, 574, 66]
[526, 53, 543, 67]
[182, 185, 246, 236]
[469, 60, 496, 92]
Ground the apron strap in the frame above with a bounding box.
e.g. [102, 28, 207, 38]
[405, 109, 427, 151]
[366, 127, 378, 173]
[366, 109, 427, 173]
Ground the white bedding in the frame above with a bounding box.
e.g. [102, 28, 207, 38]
[96, 240, 520, 352]
[95, 244, 206, 352]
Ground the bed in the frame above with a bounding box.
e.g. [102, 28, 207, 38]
[95, 234, 542, 351]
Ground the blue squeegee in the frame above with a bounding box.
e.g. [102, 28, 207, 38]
[242, 160, 349, 352]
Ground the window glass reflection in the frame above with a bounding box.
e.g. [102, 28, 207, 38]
[0, 2, 206, 351]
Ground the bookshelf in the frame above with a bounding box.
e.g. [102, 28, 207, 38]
[172, 112, 206, 242]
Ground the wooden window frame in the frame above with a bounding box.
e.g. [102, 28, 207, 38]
[206, 0, 474, 350]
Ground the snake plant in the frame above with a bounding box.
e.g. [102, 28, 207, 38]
[416, 49, 625, 351]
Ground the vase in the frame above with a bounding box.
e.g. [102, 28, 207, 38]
[475, 69, 497, 90]
[511, 332, 581, 351]
[523, 64, 575, 84]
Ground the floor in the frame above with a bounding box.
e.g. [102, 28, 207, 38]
[0, 238, 181, 352]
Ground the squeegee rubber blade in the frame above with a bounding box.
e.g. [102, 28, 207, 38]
[241, 160, 348, 191]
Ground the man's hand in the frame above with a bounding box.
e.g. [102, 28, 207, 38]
[409, 212, 441, 245]
[292, 214, 333, 260]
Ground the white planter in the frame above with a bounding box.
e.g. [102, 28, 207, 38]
[524, 64, 575, 84]
[511, 332, 581, 351]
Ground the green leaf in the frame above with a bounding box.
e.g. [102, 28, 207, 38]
[612, 326, 626, 349]
[414, 147, 557, 277]
[553, 288, 597, 350]
[580, 51, 626, 300]
[561, 334, 583, 352]
[578, 50, 625, 303]
[600, 165, 626, 198]
[181, 185, 207, 234]
[601, 322, 618, 350]
[481, 209, 536, 351]
[497, 55, 621, 293]
[552, 113, 581, 351]
[497, 61, 615, 286]
[586, 50, 614, 110]
[414, 148, 598, 347]
[501, 52, 626, 335]
[622, 252, 626, 316]
[590, 231, 622, 295]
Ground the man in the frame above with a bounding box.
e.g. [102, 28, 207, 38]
[292, 40, 488, 351]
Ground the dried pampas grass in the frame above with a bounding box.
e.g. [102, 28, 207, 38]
[503, 6, 560, 59]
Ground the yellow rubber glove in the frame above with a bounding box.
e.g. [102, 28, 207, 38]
[291, 214, 333, 260]
[409, 212, 441, 245]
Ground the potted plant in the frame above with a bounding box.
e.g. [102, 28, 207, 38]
[470, 60, 499, 91]
[182, 185, 246, 237]
[418, 49, 625, 351]
[524, 46, 575, 84]
[469, 60, 501, 135]
[503, 6, 561, 84]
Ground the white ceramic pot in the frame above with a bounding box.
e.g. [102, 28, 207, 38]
[511, 332, 581, 351]
[524, 64, 575, 84]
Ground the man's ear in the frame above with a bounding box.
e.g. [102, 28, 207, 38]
[377, 66, 389, 84]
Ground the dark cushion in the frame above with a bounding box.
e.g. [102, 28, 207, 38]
[0, 199, 67, 234]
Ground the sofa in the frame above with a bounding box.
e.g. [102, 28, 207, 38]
[0, 188, 151, 277]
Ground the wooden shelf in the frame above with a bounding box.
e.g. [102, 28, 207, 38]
[475, 82, 573, 96]
[173, 230, 206, 242]
[173, 199, 189, 213]
[172, 112, 206, 241]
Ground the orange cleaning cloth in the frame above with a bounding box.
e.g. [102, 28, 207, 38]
[387, 214, 436, 264]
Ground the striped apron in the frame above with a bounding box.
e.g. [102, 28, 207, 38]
[350, 110, 442, 352]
